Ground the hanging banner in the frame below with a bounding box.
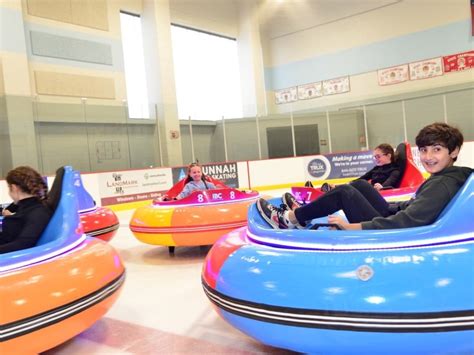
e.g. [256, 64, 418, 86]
[297, 82, 322, 100]
[377, 64, 409, 86]
[275, 87, 298, 104]
[98, 168, 173, 206]
[443, 50, 474, 73]
[322, 76, 350, 95]
[409, 57, 443, 80]
[172, 162, 239, 188]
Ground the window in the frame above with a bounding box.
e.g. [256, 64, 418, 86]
[171, 25, 242, 120]
[120, 12, 149, 119]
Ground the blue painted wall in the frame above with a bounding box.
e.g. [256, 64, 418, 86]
[265, 20, 474, 91]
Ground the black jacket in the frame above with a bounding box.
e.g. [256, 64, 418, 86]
[362, 166, 473, 230]
[0, 197, 52, 254]
[358, 163, 401, 188]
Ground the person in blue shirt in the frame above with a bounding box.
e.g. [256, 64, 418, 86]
[176, 163, 217, 200]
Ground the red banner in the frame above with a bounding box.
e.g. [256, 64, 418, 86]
[443, 51, 474, 73]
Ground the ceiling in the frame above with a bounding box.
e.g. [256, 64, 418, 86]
[169, 0, 402, 40]
[257, 0, 401, 39]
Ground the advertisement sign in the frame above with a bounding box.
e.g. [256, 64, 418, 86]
[409, 57, 443, 80]
[98, 168, 173, 205]
[0, 180, 9, 204]
[172, 162, 239, 188]
[443, 51, 474, 73]
[305, 151, 375, 181]
[377, 64, 409, 85]
[410, 147, 426, 174]
[322, 76, 350, 95]
[165, 189, 254, 205]
[297, 82, 322, 100]
[275, 87, 298, 104]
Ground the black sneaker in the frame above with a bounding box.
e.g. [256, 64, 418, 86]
[304, 180, 314, 188]
[257, 199, 289, 229]
[321, 182, 332, 193]
[282, 192, 301, 211]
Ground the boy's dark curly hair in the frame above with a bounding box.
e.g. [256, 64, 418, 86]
[415, 123, 464, 161]
[6, 166, 48, 201]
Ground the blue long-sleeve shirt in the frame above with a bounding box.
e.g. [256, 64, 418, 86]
[177, 180, 217, 199]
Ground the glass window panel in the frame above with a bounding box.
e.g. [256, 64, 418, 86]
[366, 102, 405, 148]
[446, 89, 474, 141]
[328, 111, 364, 153]
[179, 120, 223, 164]
[293, 112, 328, 155]
[221, 117, 261, 162]
[127, 123, 160, 168]
[259, 113, 293, 159]
[36, 122, 92, 174]
[405, 95, 444, 145]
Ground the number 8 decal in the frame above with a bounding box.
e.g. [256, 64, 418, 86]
[197, 194, 204, 202]
[230, 191, 235, 199]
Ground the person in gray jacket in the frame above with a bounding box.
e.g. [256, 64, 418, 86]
[257, 122, 472, 230]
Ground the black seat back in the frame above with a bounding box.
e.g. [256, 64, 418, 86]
[394, 143, 407, 187]
[46, 167, 65, 212]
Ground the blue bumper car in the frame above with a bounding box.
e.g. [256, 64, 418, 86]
[202, 174, 474, 354]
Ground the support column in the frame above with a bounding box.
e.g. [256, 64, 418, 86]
[0, 1, 39, 175]
[142, 0, 183, 167]
[237, 0, 267, 117]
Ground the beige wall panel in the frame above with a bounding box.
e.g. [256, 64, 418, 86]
[29, 62, 126, 102]
[35, 71, 115, 99]
[114, 75, 126, 102]
[0, 59, 5, 96]
[107, 0, 143, 37]
[2, 0, 21, 10]
[1, 53, 33, 96]
[26, 0, 72, 23]
[71, 0, 109, 31]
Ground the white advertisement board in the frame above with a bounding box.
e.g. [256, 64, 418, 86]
[98, 168, 173, 206]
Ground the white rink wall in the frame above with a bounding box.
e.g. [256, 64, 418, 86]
[1, 142, 473, 207]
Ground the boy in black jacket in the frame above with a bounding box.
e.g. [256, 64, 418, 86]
[258, 122, 473, 230]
